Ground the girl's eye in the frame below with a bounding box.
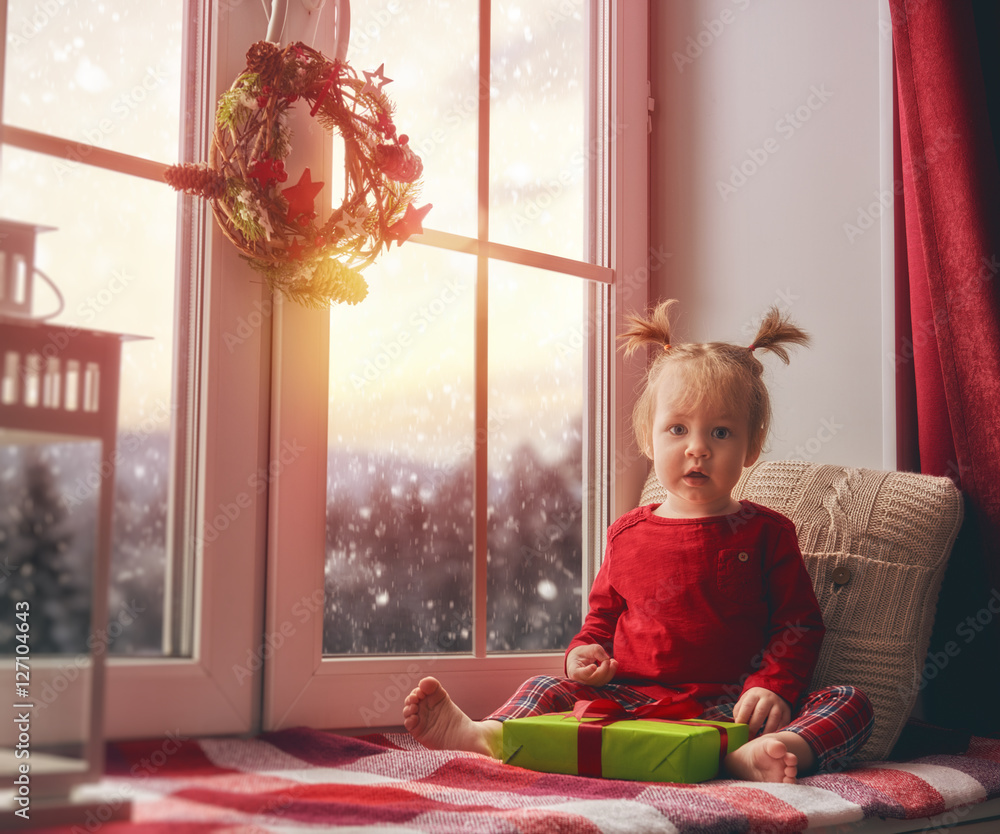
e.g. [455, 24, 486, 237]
[668, 425, 686, 436]
[712, 427, 731, 440]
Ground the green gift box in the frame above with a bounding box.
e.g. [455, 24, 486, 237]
[502, 703, 748, 783]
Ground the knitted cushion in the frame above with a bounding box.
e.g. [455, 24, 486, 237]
[638, 460, 963, 761]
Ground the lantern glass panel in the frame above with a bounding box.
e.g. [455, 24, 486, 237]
[0, 434, 102, 784]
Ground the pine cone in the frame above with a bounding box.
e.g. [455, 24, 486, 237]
[246, 41, 283, 86]
[164, 163, 227, 199]
[312, 258, 369, 306]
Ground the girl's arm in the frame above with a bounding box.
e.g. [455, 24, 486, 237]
[563, 544, 625, 677]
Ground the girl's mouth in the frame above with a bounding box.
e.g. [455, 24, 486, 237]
[683, 471, 708, 483]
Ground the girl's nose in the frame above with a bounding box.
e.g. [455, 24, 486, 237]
[686, 435, 710, 457]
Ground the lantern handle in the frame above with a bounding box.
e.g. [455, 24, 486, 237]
[31, 267, 66, 321]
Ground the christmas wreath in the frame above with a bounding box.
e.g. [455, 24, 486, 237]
[165, 41, 430, 309]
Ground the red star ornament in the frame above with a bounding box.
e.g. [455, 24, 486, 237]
[386, 202, 432, 247]
[282, 168, 325, 223]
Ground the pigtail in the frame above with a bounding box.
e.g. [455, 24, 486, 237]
[749, 306, 810, 364]
[619, 298, 679, 358]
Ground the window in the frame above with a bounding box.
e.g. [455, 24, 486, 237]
[2, 0, 275, 738]
[1, 0, 194, 658]
[264, 0, 650, 731]
[2, 0, 651, 739]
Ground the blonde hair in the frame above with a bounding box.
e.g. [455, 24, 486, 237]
[621, 299, 810, 460]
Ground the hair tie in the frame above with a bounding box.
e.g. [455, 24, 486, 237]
[748, 343, 757, 353]
[663, 343, 671, 352]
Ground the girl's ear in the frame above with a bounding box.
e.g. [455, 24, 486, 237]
[639, 421, 655, 459]
[744, 446, 761, 467]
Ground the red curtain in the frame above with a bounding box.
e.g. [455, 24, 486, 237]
[891, 0, 1000, 736]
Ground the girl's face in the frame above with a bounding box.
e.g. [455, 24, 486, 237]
[650, 368, 758, 518]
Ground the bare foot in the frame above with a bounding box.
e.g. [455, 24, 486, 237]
[724, 735, 799, 783]
[402, 677, 501, 758]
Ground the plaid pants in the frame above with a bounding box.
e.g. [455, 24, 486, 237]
[484, 675, 874, 771]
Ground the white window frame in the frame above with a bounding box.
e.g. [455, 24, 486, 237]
[101, 3, 276, 739]
[262, 0, 650, 733]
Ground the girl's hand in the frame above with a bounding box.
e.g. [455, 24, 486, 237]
[567, 644, 619, 686]
[732, 687, 791, 736]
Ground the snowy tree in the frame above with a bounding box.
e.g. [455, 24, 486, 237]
[0, 447, 91, 655]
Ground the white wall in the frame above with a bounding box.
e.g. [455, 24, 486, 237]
[649, 0, 891, 470]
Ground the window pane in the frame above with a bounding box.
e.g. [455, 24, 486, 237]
[489, 1, 589, 259]
[345, 0, 479, 239]
[487, 261, 584, 651]
[324, 247, 476, 654]
[319, 0, 602, 664]
[0, 148, 181, 656]
[4, 0, 183, 163]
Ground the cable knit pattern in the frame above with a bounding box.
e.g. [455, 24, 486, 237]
[639, 460, 963, 760]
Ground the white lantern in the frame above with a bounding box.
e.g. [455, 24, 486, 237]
[0, 218, 132, 824]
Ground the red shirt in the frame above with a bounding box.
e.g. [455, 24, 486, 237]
[565, 501, 825, 708]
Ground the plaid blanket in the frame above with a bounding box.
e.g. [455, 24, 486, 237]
[34, 728, 1000, 833]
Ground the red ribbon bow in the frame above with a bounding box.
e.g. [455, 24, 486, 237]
[570, 695, 730, 779]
